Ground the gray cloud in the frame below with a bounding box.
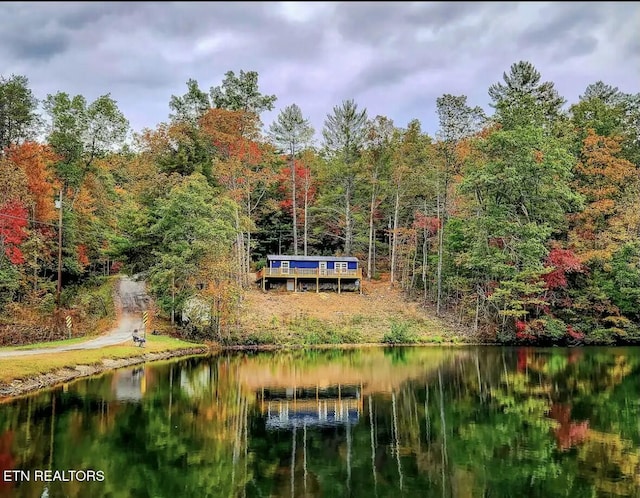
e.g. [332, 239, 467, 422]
[0, 1, 637, 139]
[517, 3, 603, 49]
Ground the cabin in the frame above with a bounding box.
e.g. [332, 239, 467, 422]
[255, 255, 361, 293]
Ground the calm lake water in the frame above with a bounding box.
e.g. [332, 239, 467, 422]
[0, 346, 639, 497]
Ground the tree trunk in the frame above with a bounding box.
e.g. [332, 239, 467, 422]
[245, 230, 251, 288]
[367, 171, 378, 281]
[344, 181, 352, 256]
[390, 189, 400, 285]
[422, 225, 429, 305]
[303, 183, 309, 256]
[234, 206, 244, 287]
[290, 143, 298, 255]
[474, 289, 480, 335]
[410, 234, 418, 291]
[436, 191, 443, 317]
[171, 271, 175, 326]
[367, 187, 376, 281]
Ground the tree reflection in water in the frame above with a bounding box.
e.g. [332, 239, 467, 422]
[0, 346, 639, 497]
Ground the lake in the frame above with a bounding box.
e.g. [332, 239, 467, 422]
[0, 346, 639, 497]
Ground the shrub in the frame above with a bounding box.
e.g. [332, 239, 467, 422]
[383, 321, 416, 344]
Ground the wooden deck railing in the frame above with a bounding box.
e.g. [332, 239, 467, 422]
[256, 267, 362, 280]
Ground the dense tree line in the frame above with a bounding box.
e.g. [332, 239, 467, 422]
[0, 62, 638, 343]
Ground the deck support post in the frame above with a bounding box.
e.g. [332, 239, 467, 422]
[338, 278, 341, 294]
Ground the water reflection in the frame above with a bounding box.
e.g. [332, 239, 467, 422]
[0, 347, 639, 497]
[260, 386, 361, 430]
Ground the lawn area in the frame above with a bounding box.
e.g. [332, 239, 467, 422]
[0, 335, 206, 385]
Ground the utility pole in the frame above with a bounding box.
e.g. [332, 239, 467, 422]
[56, 190, 63, 308]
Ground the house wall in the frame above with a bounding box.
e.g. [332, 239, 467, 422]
[269, 259, 358, 270]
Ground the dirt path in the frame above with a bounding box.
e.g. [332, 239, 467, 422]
[0, 276, 149, 358]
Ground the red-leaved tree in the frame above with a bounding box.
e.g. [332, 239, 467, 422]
[0, 200, 28, 264]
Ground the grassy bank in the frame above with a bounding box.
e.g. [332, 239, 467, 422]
[229, 281, 473, 346]
[226, 314, 466, 346]
[0, 335, 207, 396]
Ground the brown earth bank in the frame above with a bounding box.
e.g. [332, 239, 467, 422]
[0, 346, 208, 400]
[232, 274, 476, 345]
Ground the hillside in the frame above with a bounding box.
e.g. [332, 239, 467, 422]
[235, 275, 467, 345]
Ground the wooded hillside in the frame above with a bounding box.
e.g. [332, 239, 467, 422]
[1, 63, 638, 344]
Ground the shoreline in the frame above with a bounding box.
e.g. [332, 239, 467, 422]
[0, 340, 480, 401]
[2, 338, 630, 401]
[0, 346, 208, 401]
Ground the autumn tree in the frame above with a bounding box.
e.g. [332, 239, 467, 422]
[6, 142, 59, 222]
[362, 116, 394, 280]
[147, 173, 239, 325]
[269, 103, 314, 255]
[0, 199, 29, 305]
[298, 149, 319, 256]
[147, 79, 219, 183]
[201, 107, 277, 284]
[210, 69, 276, 133]
[434, 94, 484, 314]
[459, 125, 580, 339]
[389, 120, 427, 286]
[571, 81, 640, 166]
[42, 92, 129, 283]
[570, 131, 637, 262]
[321, 99, 368, 255]
[138, 121, 214, 180]
[0, 155, 29, 306]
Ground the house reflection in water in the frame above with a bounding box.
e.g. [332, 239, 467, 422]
[258, 384, 362, 430]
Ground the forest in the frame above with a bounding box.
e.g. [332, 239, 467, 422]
[0, 61, 638, 345]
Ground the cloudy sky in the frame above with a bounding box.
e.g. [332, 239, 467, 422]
[1, 2, 638, 141]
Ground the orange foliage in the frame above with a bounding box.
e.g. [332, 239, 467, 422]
[74, 183, 97, 222]
[277, 158, 317, 219]
[77, 244, 90, 267]
[570, 130, 639, 262]
[199, 108, 261, 162]
[6, 142, 59, 223]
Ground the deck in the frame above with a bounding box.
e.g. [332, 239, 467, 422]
[255, 267, 362, 293]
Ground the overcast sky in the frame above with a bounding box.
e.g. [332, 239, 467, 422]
[1, 2, 638, 142]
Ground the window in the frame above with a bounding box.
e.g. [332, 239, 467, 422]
[335, 262, 348, 273]
[281, 261, 290, 274]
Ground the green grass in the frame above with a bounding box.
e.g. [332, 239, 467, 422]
[0, 335, 206, 384]
[4, 336, 91, 351]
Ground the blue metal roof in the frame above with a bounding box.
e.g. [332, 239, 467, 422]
[266, 254, 359, 262]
